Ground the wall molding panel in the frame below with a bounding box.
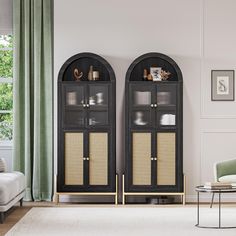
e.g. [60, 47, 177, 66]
[200, 0, 236, 119]
[200, 130, 236, 185]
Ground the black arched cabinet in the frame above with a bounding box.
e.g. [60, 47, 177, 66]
[56, 53, 117, 203]
[123, 53, 185, 204]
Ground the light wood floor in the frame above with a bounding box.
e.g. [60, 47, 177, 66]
[0, 202, 53, 236]
[0, 206, 31, 236]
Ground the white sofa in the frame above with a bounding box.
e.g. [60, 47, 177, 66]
[0, 171, 25, 223]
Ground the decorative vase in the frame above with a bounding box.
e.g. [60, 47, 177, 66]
[96, 92, 104, 104]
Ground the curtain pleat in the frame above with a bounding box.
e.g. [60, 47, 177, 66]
[13, 0, 53, 201]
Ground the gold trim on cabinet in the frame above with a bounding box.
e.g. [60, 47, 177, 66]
[122, 174, 186, 205]
[54, 174, 119, 205]
[122, 174, 125, 205]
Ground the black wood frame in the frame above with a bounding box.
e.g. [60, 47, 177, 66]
[57, 52, 116, 193]
[125, 52, 183, 193]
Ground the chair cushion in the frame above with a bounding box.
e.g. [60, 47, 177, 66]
[219, 175, 236, 183]
[0, 171, 25, 205]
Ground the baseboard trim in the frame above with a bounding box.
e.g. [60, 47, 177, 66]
[57, 194, 115, 203]
[187, 194, 236, 203]
[55, 194, 236, 204]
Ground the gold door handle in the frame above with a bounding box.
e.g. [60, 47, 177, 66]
[154, 157, 157, 161]
[151, 157, 154, 161]
[86, 157, 90, 161]
[83, 157, 86, 160]
[150, 104, 154, 108]
[154, 104, 157, 108]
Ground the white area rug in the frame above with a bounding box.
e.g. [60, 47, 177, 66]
[5, 206, 236, 236]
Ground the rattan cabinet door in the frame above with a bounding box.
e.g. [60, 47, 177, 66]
[64, 132, 84, 185]
[132, 132, 152, 185]
[89, 132, 108, 185]
[156, 132, 176, 185]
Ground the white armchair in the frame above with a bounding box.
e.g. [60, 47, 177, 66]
[0, 158, 25, 223]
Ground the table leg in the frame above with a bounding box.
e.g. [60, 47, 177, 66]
[197, 191, 200, 226]
[219, 192, 221, 228]
[195, 189, 236, 229]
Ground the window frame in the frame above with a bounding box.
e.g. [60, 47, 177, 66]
[0, 40, 13, 147]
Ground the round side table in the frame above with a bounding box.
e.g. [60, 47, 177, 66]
[195, 185, 236, 229]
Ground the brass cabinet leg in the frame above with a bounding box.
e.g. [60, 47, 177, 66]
[54, 193, 59, 204]
[122, 174, 125, 205]
[115, 174, 118, 205]
[183, 174, 186, 205]
[54, 174, 59, 204]
[182, 194, 186, 205]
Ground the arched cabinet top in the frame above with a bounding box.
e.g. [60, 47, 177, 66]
[125, 52, 183, 82]
[58, 52, 116, 82]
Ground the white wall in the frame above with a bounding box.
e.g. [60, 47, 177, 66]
[0, 0, 13, 35]
[54, 0, 236, 202]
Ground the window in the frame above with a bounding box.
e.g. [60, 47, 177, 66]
[0, 35, 13, 143]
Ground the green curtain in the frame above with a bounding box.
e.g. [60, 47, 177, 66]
[13, 0, 53, 201]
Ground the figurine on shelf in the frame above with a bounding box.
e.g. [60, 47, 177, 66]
[73, 68, 83, 81]
[89, 117, 100, 125]
[96, 92, 104, 104]
[134, 112, 147, 126]
[67, 91, 77, 105]
[143, 69, 148, 81]
[92, 71, 99, 80]
[160, 70, 171, 81]
[88, 65, 93, 81]
[89, 96, 96, 105]
[147, 74, 153, 81]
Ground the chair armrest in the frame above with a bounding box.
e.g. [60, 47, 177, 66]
[214, 158, 236, 181]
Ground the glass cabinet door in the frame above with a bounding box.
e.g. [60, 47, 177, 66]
[130, 84, 155, 128]
[156, 132, 176, 186]
[64, 132, 84, 185]
[156, 84, 177, 129]
[132, 132, 152, 185]
[156, 84, 176, 107]
[63, 85, 86, 127]
[87, 85, 109, 126]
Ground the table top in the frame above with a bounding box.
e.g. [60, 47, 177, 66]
[195, 185, 236, 193]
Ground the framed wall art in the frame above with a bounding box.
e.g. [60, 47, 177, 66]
[150, 67, 162, 81]
[211, 70, 235, 101]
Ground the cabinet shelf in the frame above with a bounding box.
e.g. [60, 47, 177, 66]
[65, 105, 84, 110]
[132, 105, 176, 110]
[65, 105, 108, 111]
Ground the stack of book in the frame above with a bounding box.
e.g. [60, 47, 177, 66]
[204, 182, 232, 189]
